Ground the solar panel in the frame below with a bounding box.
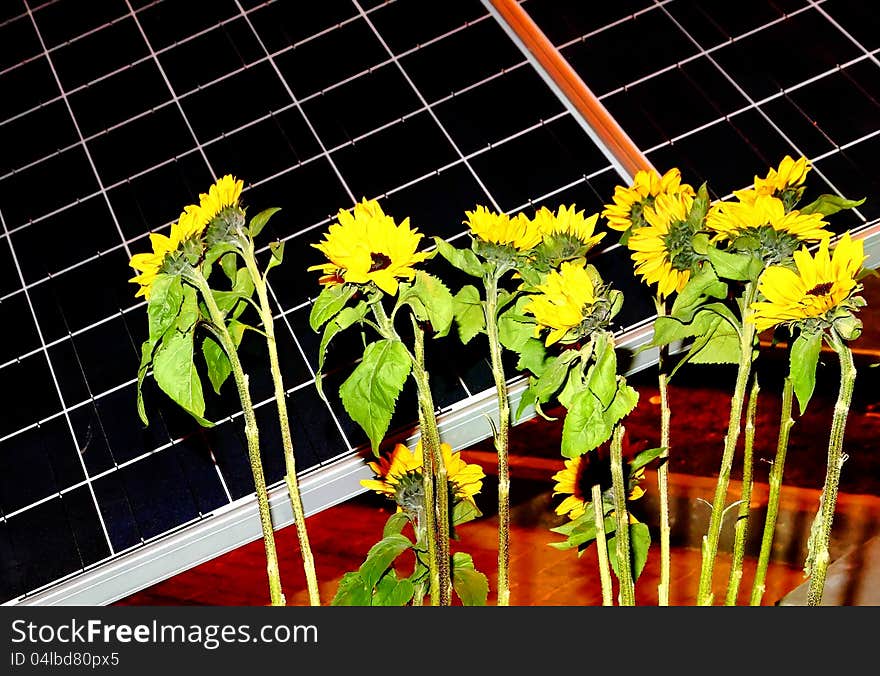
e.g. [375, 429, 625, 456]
[0, 0, 632, 605]
[4, 0, 877, 606]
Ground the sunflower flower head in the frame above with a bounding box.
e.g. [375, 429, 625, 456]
[530, 205, 606, 269]
[736, 156, 812, 211]
[706, 193, 830, 265]
[749, 232, 867, 337]
[522, 259, 620, 346]
[551, 444, 647, 522]
[464, 205, 542, 264]
[309, 198, 429, 296]
[360, 441, 485, 514]
[627, 190, 706, 298]
[602, 167, 695, 234]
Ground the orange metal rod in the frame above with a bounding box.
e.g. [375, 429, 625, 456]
[488, 0, 652, 180]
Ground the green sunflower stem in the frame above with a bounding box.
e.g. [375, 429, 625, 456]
[416, 395, 440, 606]
[189, 269, 285, 607]
[411, 317, 451, 606]
[241, 245, 321, 607]
[484, 271, 512, 607]
[697, 281, 758, 606]
[725, 376, 759, 605]
[411, 507, 428, 607]
[610, 425, 636, 606]
[807, 332, 856, 606]
[750, 377, 794, 606]
[654, 296, 672, 607]
[591, 482, 614, 606]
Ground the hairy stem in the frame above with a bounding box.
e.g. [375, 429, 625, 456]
[242, 247, 321, 606]
[610, 425, 635, 606]
[190, 269, 285, 606]
[697, 281, 758, 606]
[750, 377, 794, 606]
[654, 296, 672, 606]
[807, 332, 856, 605]
[725, 376, 759, 605]
[484, 272, 511, 606]
[592, 482, 614, 606]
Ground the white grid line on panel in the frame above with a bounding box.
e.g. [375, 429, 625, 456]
[0, 207, 115, 554]
[808, 1, 880, 72]
[653, 0, 867, 223]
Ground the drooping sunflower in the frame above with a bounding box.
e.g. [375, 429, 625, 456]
[552, 450, 646, 521]
[523, 259, 598, 346]
[128, 231, 181, 299]
[309, 198, 429, 295]
[706, 193, 830, 264]
[627, 190, 701, 298]
[734, 155, 812, 206]
[360, 440, 485, 511]
[750, 232, 866, 333]
[602, 167, 694, 233]
[465, 205, 542, 251]
[199, 174, 244, 223]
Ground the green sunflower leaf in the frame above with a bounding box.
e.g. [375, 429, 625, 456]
[398, 270, 454, 337]
[561, 389, 612, 458]
[316, 302, 370, 400]
[212, 268, 255, 318]
[688, 316, 741, 365]
[514, 384, 537, 423]
[604, 381, 639, 428]
[309, 284, 357, 331]
[340, 339, 412, 454]
[373, 571, 415, 606]
[382, 512, 411, 539]
[433, 236, 485, 278]
[452, 284, 485, 345]
[452, 498, 482, 528]
[669, 265, 728, 323]
[608, 523, 651, 582]
[202, 320, 246, 394]
[790, 329, 823, 415]
[516, 337, 548, 376]
[798, 194, 866, 217]
[630, 447, 665, 473]
[330, 571, 371, 606]
[359, 533, 413, 590]
[498, 298, 537, 352]
[219, 252, 239, 284]
[136, 340, 155, 426]
[249, 207, 281, 238]
[707, 246, 763, 282]
[528, 350, 579, 405]
[147, 274, 184, 344]
[585, 334, 617, 409]
[451, 552, 489, 606]
[264, 240, 285, 276]
[153, 323, 212, 427]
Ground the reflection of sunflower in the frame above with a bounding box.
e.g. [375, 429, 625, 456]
[532, 205, 606, 250]
[523, 259, 597, 346]
[551, 449, 646, 521]
[602, 168, 694, 232]
[750, 233, 866, 333]
[627, 191, 698, 298]
[309, 198, 429, 295]
[360, 440, 485, 510]
[199, 174, 244, 223]
[465, 205, 542, 251]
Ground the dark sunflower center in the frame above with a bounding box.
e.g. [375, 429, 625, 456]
[369, 252, 392, 272]
[662, 219, 703, 271]
[807, 281, 834, 297]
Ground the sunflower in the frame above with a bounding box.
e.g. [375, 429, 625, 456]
[533, 205, 606, 249]
[523, 259, 598, 346]
[706, 193, 830, 265]
[465, 205, 542, 251]
[199, 174, 244, 224]
[309, 198, 429, 295]
[552, 450, 646, 521]
[360, 440, 485, 511]
[750, 232, 866, 333]
[627, 191, 699, 298]
[128, 232, 181, 299]
[602, 167, 694, 233]
[756, 155, 811, 197]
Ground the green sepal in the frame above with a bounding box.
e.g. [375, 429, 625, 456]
[452, 284, 485, 345]
[249, 207, 281, 238]
[339, 339, 412, 454]
[799, 194, 865, 217]
[790, 329, 822, 415]
[451, 552, 488, 606]
[433, 236, 485, 277]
